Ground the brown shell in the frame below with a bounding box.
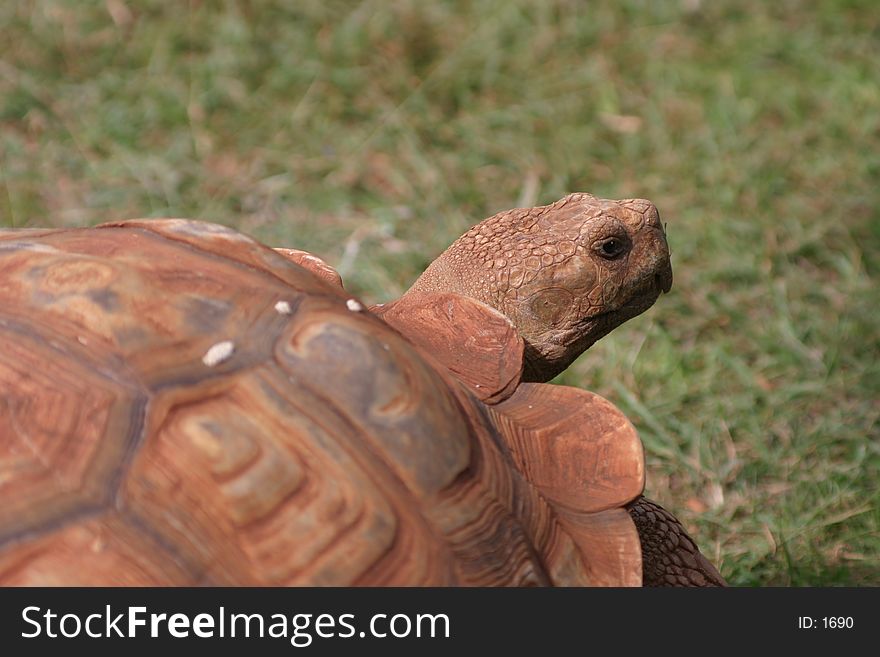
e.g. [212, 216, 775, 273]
[0, 219, 643, 585]
[372, 291, 524, 404]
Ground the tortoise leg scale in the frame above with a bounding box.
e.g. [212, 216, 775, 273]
[627, 496, 727, 587]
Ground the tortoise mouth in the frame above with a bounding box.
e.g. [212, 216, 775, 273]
[601, 259, 671, 320]
[586, 282, 664, 329]
[516, 258, 672, 382]
[613, 287, 663, 319]
[521, 298, 654, 382]
[656, 265, 673, 294]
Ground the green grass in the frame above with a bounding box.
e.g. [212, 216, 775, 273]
[1, 0, 877, 585]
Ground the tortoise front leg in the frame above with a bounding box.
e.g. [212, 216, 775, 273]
[626, 495, 727, 587]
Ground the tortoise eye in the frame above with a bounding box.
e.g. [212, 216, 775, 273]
[598, 238, 626, 259]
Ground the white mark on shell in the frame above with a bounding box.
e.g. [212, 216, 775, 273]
[163, 219, 256, 244]
[346, 299, 364, 312]
[0, 241, 60, 253]
[202, 340, 235, 367]
[77, 336, 88, 346]
[274, 300, 292, 314]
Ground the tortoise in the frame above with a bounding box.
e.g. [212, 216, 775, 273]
[0, 193, 724, 586]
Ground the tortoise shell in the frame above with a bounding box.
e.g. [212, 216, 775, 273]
[0, 219, 644, 585]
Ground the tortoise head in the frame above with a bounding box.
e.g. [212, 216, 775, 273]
[404, 193, 673, 382]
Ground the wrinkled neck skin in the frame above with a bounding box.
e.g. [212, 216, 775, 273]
[403, 193, 673, 383]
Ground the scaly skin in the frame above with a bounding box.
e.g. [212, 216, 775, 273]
[406, 193, 673, 381]
[627, 496, 727, 587]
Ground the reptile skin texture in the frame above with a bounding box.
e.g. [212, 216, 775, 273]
[627, 496, 727, 587]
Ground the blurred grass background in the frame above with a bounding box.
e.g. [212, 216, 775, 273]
[1, 0, 877, 585]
